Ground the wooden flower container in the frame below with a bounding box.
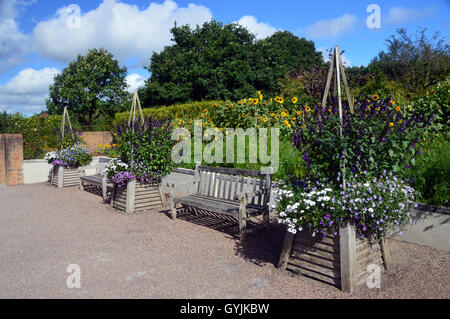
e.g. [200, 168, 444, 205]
[110, 179, 167, 214]
[278, 222, 391, 292]
[50, 165, 81, 188]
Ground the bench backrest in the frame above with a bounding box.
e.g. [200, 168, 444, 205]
[195, 165, 273, 208]
[97, 157, 113, 176]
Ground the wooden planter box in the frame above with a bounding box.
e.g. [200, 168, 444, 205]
[278, 222, 391, 292]
[110, 179, 167, 214]
[50, 165, 80, 188]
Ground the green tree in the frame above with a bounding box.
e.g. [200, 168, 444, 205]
[142, 20, 257, 106]
[369, 28, 450, 93]
[142, 20, 323, 106]
[47, 48, 128, 128]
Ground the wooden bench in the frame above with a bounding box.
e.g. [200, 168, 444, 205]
[168, 164, 273, 239]
[79, 157, 113, 201]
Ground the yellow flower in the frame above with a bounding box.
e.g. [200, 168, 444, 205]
[270, 98, 273, 103]
[292, 97, 298, 104]
[275, 96, 284, 104]
[390, 99, 396, 104]
[426, 91, 429, 96]
[328, 108, 332, 112]
[286, 123, 291, 128]
[395, 106, 401, 112]
[389, 122, 394, 127]
[284, 120, 289, 126]
[305, 106, 311, 112]
[296, 110, 302, 115]
[259, 94, 263, 101]
[203, 109, 208, 113]
[270, 113, 275, 117]
[201, 113, 205, 118]
[372, 94, 379, 101]
[242, 113, 246, 118]
[263, 117, 268, 122]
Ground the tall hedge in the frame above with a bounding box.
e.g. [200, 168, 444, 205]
[113, 100, 223, 125]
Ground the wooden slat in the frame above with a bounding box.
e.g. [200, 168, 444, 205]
[293, 240, 340, 256]
[286, 263, 341, 286]
[290, 249, 340, 270]
[198, 166, 261, 177]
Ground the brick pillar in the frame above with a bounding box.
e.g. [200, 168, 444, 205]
[0, 135, 5, 184]
[1, 134, 24, 186]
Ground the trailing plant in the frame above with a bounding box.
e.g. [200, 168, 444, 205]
[275, 172, 417, 240]
[44, 143, 92, 168]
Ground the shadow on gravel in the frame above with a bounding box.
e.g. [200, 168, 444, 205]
[234, 222, 286, 268]
[171, 208, 241, 241]
[163, 208, 285, 268]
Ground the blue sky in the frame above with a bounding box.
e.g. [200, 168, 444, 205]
[0, 0, 449, 115]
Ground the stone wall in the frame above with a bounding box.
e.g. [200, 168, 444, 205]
[0, 134, 24, 186]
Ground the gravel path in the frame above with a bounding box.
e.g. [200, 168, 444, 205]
[0, 183, 448, 299]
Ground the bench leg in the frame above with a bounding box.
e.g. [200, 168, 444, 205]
[102, 177, 107, 202]
[239, 197, 248, 240]
[79, 180, 84, 191]
[169, 190, 177, 220]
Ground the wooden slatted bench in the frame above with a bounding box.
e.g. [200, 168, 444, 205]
[79, 157, 113, 201]
[168, 164, 273, 240]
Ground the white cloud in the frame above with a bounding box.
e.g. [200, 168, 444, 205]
[236, 15, 277, 39]
[0, 67, 60, 114]
[32, 0, 213, 67]
[125, 73, 146, 93]
[0, 0, 33, 73]
[305, 14, 358, 39]
[385, 6, 437, 25]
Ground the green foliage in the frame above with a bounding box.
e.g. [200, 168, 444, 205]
[47, 48, 128, 128]
[292, 97, 433, 182]
[410, 133, 450, 207]
[369, 28, 450, 93]
[113, 100, 223, 125]
[6, 114, 61, 159]
[112, 117, 176, 183]
[411, 77, 450, 133]
[142, 20, 323, 106]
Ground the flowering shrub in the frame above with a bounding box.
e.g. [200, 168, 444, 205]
[275, 172, 417, 240]
[45, 143, 92, 168]
[110, 116, 176, 185]
[292, 96, 434, 181]
[104, 159, 129, 178]
[44, 151, 58, 164]
[110, 171, 136, 187]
